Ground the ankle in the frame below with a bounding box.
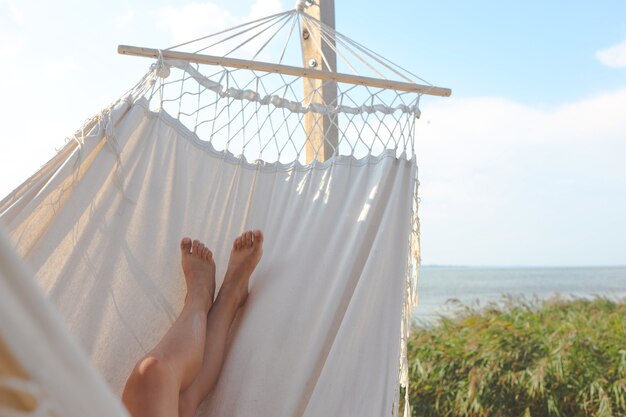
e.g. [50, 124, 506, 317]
[185, 286, 214, 309]
[217, 280, 248, 310]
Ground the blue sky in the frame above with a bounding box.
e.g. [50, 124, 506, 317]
[1, 0, 625, 266]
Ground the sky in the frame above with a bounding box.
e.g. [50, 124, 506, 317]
[1, 0, 625, 266]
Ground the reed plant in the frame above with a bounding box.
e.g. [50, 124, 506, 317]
[406, 296, 626, 417]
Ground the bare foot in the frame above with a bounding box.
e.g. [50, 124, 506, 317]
[180, 237, 216, 306]
[221, 230, 264, 308]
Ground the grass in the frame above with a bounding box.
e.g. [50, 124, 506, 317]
[406, 296, 626, 417]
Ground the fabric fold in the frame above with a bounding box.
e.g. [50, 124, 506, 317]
[1, 98, 417, 417]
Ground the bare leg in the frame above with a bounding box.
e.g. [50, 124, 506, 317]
[122, 238, 216, 417]
[179, 230, 264, 417]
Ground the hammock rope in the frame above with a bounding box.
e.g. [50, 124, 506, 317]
[127, 17, 429, 414]
[146, 59, 419, 160]
[0, 5, 449, 416]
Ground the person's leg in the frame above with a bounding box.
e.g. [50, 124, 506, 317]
[179, 230, 264, 417]
[122, 238, 216, 417]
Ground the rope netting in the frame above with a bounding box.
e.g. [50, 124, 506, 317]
[140, 58, 421, 164]
[120, 4, 434, 165]
[104, 6, 431, 416]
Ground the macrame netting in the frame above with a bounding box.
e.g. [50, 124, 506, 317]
[149, 58, 420, 162]
[0, 6, 431, 417]
[132, 16, 423, 411]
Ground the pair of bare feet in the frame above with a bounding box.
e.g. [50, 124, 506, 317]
[121, 230, 264, 417]
[180, 230, 264, 310]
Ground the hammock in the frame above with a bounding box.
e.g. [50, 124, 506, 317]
[0, 4, 449, 417]
[0, 226, 128, 417]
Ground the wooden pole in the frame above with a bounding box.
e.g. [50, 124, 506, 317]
[118, 45, 452, 96]
[0, 339, 37, 412]
[301, 0, 338, 163]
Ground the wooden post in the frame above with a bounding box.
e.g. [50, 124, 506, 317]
[118, 45, 452, 96]
[0, 339, 37, 412]
[301, 0, 338, 163]
[117, 45, 452, 97]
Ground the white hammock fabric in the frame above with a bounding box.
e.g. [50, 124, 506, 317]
[1, 7, 433, 412]
[0, 226, 129, 417]
[1, 90, 417, 417]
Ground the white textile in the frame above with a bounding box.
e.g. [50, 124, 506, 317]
[0, 226, 129, 417]
[1, 97, 417, 417]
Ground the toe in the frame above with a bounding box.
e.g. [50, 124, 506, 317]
[181, 237, 192, 253]
[253, 230, 264, 245]
[192, 239, 200, 255]
[245, 231, 253, 247]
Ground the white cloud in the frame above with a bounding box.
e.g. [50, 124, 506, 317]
[40, 56, 81, 78]
[116, 10, 135, 26]
[154, 0, 285, 54]
[419, 88, 626, 165]
[155, 3, 238, 46]
[596, 39, 626, 68]
[416, 88, 626, 265]
[247, 0, 283, 20]
[0, 30, 24, 57]
[9, 5, 25, 24]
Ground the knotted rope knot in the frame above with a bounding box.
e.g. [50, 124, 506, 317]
[102, 109, 123, 172]
[151, 49, 171, 79]
[295, 0, 314, 12]
[67, 128, 85, 147]
[98, 107, 133, 203]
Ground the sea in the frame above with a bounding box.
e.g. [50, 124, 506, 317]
[413, 266, 626, 323]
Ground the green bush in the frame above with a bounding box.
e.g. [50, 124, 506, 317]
[406, 297, 626, 417]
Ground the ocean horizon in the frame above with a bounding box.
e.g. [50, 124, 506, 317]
[413, 265, 626, 323]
